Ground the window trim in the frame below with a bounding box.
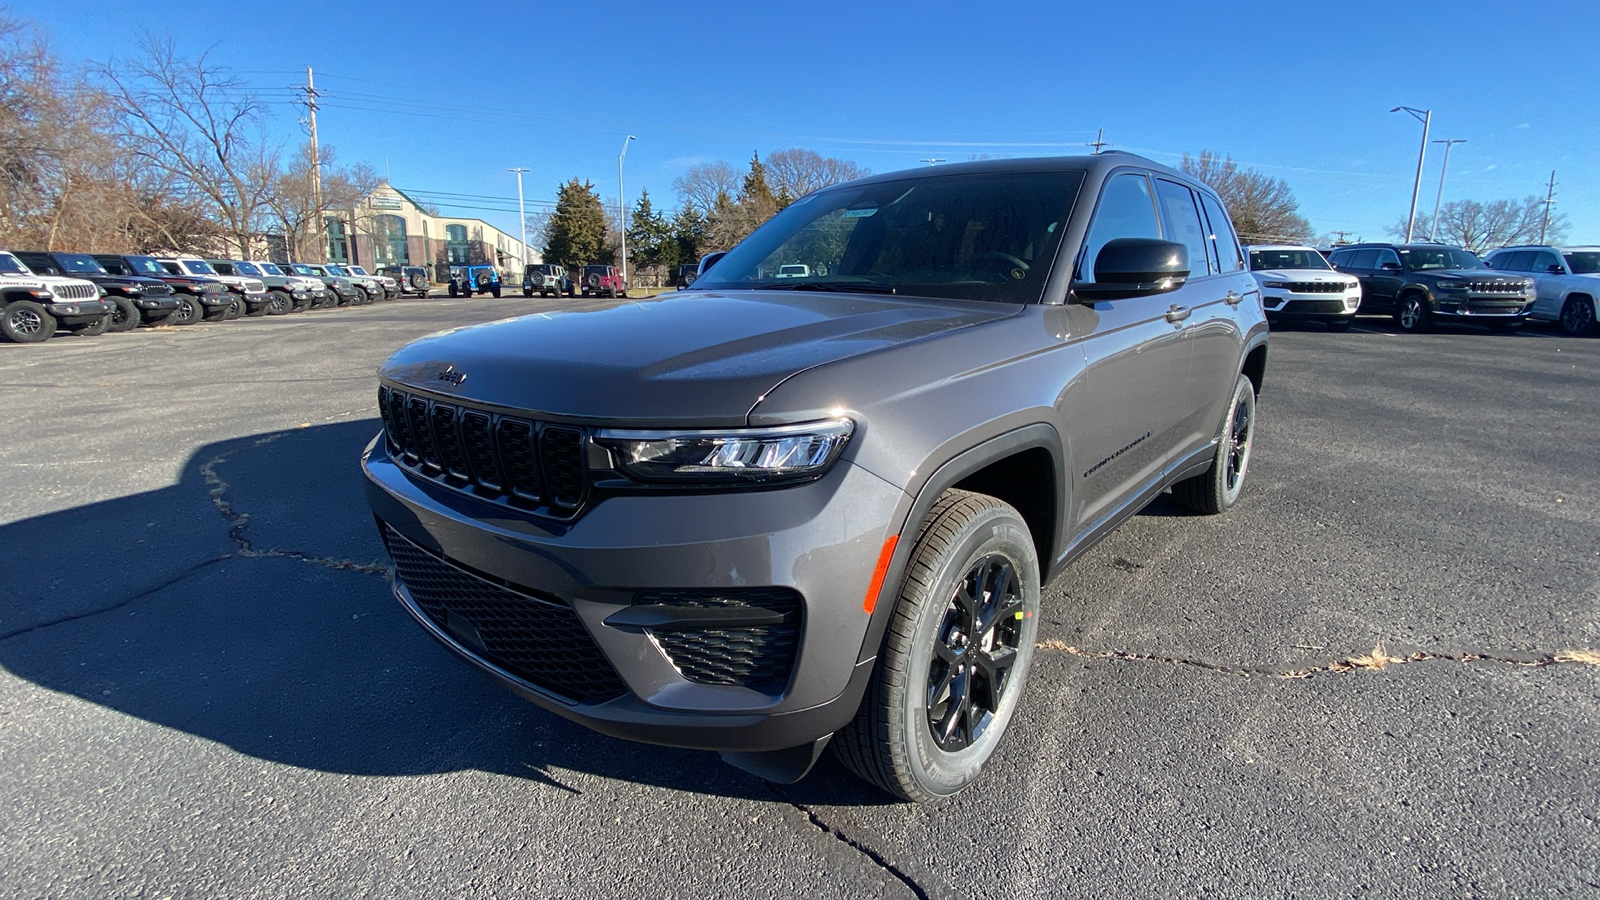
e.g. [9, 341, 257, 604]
[1154, 177, 1217, 279]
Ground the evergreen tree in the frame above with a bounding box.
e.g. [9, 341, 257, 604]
[626, 188, 676, 270]
[543, 178, 611, 268]
[737, 150, 778, 223]
[671, 202, 707, 263]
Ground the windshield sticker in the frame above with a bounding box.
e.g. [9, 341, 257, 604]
[840, 208, 877, 219]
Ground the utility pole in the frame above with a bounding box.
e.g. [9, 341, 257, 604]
[508, 167, 529, 274]
[1088, 128, 1109, 154]
[1391, 106, 1431, 243]
[1540, 170, 1558, 244]
[304, 67, 325, 263]
[1332, 230, 1353, 245]
[1428, 138, 1466, 242]
[618, 135, 635, 293]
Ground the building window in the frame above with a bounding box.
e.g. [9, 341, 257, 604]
[375, 214, 409, 266]
[446, 224, 469, 265]
[325, 217, 349, 263]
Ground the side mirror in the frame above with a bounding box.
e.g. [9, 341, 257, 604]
[1380, 261, 1403, 272]
[698, 251, 727, 277]
[1072, 238, 1189, 300]
[1547, 264, 1565, 274]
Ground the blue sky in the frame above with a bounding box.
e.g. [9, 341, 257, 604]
[27, 0, 1599, 245]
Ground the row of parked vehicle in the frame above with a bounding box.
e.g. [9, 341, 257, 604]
[0, 250, 436, 344]
[1245, 241, 1600, 336]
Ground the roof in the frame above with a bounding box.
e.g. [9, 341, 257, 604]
[1242, 244, 1318, 251]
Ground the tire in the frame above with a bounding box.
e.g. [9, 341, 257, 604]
[355, 286, 372, 305]
[1172, 374, 1257, 515]
[203, 302, 231, 323]
[607, 285, 618, 298]
[1326, 317, 1354, 332]
[1, 300, 57, 343]
[223, 297, 243, 320]
[107, 296, 140, 332]
[586, 273, 601, 291]
[833, 490, 1041, 803]
[492, 286, 501, 298]
[244, 298, 270, 317]
[266, 290, 292, 316]
[566, 285, 575, 298]
[167, 294, 203, 326]
[1395, 293, 1431, 333]
[1559, 296, 1597, 336]
[448, 284, 459, 298]
[293, 297, 313, 312]
[71, 314, 111, 337]
[523, 288, 533, 298]
[143, 308, 179, 327]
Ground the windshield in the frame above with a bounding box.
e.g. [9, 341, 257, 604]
[124, 256, 168, 275]
[325, 265, 347, 275]
[56, 253, 110, 275]
[1563, 251, 1600, 274]
[1249, 249, 1329, 271]
[231, 261, 262, 276]
[288, 264, 314, 276]
[181, 259, 217, 275]
[0, 253, 28, 275]
[346, 266, 368, 275]
[255, 262, 283, 276]
[694, 171, 1083, 303]
[1399, 247, 1483, 270]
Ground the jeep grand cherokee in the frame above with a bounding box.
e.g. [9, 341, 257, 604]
[363, 154, 1269, 801]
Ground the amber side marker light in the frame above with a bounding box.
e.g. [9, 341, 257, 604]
[862, 534, 900, 614]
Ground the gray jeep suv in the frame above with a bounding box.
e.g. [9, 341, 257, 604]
[363, 154, 1268, 801]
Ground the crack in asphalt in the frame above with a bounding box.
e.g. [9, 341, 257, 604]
[765, 784, 938, 900]
[1035, 640, 1600, 678]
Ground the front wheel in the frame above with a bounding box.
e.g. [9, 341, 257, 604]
[2, 300, 58, 343]
[107, 296, 141, 332]
[1395, 294, 1430, 333]
[491, 286, 501, 298]
[71, 314, 111, 337]
[167, 295, 203, 326]
[1559, 297, 1597, 336]
[266, 290, 291, 315]
[1172, 374, 1256, 515]
[833, 490, 1040, 803]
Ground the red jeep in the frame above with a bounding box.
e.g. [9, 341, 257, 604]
[580, 264, 626, 298]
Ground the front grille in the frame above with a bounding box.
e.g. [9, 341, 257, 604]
[378, 385, 588, 517]
[1284, 281, 1347, 294]
[1283, 299, 1349, 314]
[143, 282, 173, 296]
[381, 524, 627, 704]
[1462, 300, 1527, 315]
[638, 588, 802, 690]
[55, 283, 97, 300]
[245, 280, 266, 293]
[1465, 281, 1526, 294]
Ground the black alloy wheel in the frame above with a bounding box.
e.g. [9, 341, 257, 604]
[925, 555, 1025, 752]
[168, 295, 203, 326]
[106, 296, 141, 332]
[266, 291, 291, 315]
[1172, 374, 1256, 514]
[2, 301, 57, 342]
[1560, 297, 1597, 336]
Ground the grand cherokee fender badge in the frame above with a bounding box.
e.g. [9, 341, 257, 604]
[1083, 430, 1152, 479]
[434, 365, 467, 386]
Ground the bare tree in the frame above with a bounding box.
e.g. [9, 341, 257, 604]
[1181, 151, 1313, 245]
[672, 160, 739, 216]
[763, 148, 869, 202]
[266, 144, 377, 260]
[1388, 197, 1568, 253]
[95, 35, 280, 258]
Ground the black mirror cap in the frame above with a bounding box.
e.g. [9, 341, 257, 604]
[698, 251, 727, 277]
[1547, 264, 1566, 274]
[1071, 238, 1190, 300]
[1381, 262, 1404, 271]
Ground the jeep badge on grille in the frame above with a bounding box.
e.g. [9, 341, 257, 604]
[435, 366, 466, 386]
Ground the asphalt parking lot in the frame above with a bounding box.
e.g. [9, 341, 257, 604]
[2, 298, 1597, 898]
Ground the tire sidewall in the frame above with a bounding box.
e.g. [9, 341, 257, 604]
[891, 506, 1040, 799]
[1215, 375, 1255, 509]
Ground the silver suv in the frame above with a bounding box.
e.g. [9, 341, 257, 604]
[363, 154, 1269, 801]
[1484, 245, 1600, 335]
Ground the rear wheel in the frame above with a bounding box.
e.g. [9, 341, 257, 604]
[2, 301, 57, 343]
[1172, 374, 1256, 515]
[107, 296, 141, 332]
[834, 490, 1040, 802]
[1559, 296, 1596, 335]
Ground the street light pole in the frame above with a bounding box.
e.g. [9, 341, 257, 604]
[508, 167, 530, 274]
[1427, 139, 1465, 242]
[1391, 106, 1432, 242]
[617, 135, 636, 293]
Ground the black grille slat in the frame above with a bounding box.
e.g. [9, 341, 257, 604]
[636, 588, 802, 690]
[1284, 281, 1347, 294]
[1284, 299, 1348, 314]
[540, 426, 586, 508]
[460, 411, 502, 491]
[381, 525, 626, 704]
[496, 419, 544, 503]
[379, 387, 590, 517]
[430, 403, 471, 481]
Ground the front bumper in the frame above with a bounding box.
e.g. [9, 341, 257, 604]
[361, 432, 903, 752]
[44, 298, 113, 320]
[194, 291, 233, 307]
[1262, 292, 1360, 320]
[1431, 294, 1533, 320]
[132, 295, 179, 312]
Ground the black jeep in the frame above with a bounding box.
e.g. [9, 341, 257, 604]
[1328, 243, 1535, 333]
[15, 251, 178, 331]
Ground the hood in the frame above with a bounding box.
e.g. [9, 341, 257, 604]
[380, 289, 1017, 426]
[1, 272, 95, 291]
[1252, 269, 1352, 281]
[1433, 269, 1523, 281]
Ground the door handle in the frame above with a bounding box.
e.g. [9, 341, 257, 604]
[1165, 304, 1192, 323]
[1224, 290, 1244, 306]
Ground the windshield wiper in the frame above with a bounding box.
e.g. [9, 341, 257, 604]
[751, 280, 897, 294]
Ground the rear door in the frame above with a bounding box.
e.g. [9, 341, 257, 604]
[1366, 248, 1405, 311]
[1527, 250, 1565, 318]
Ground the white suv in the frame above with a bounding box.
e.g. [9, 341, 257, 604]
[158, 256, 269, 319]
[1244, 245, 1362, 331]
[1483, 245, 1599, 336]
[0, 250, 110, 342]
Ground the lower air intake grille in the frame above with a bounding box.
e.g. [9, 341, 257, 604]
[381, 524, 627, 704]
[637, 588, 803, 690]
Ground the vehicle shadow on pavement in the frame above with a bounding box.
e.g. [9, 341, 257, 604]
[0, 421, 825, 804]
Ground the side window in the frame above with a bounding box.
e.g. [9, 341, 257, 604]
[1374, 248, 1401, 269]
[1497, 251, 1527, 271]
[1078, 172, 1162, 281]
[1532, 250, 1562, 272]
[1347, 249, 1378, 270]
[1199, 193, 1244, 272]
[1155, 179, 1213, 277]
[1327, 249, 1350, 267]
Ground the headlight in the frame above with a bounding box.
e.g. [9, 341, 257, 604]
[1262, 281, 1289, 289]
[1435, 280, 1465, 292]
[595, 418, 855, 484]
